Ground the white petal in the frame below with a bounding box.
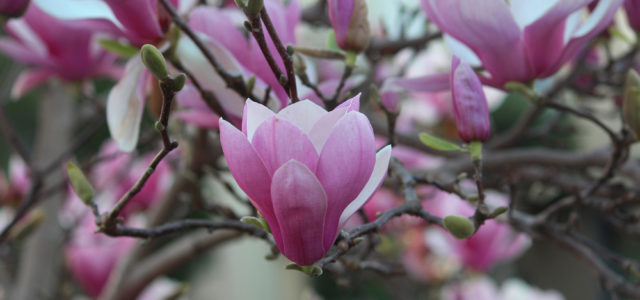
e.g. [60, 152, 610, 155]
[106, 56, 145, 152]
[338, 145, 392, 228]
[276, 100, 327, 134]
[244, 100, 275, 141]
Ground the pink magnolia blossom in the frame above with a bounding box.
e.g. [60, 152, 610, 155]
[101, 0, 179, 46]
[219, 96, 392, 265]
[33, 0, 190, 47]
[65, 216, 136, 297]
[451, 56, 490, 142]
[327, 0, 371, 52]
[0, 5, 119, 98]
[0, 0, 29, 17]
[421, 0, 623, 87]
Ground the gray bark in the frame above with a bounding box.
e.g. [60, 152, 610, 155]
[12, 84, 74, 300]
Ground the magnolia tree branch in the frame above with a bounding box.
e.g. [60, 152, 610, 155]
[260, 8, 300, 102]
[101, 76, 179, 232]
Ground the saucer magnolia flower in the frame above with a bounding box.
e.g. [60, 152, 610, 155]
[327, 0, 371, 52]
[219, 96, 392, 265]
[0, 0, 29, 17]
[451, 56, 490, 143]
[422, 0, 623, 87]
[33, 0, 188, 46]
[0, 5, 119, 98]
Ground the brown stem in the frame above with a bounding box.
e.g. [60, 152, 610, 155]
[260, 8, 299, 102]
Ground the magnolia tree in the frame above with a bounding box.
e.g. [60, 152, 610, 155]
[0, 0, 639, 299]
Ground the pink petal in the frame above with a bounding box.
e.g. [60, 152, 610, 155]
[542, 0, 622, 77]
[336, 93, 361, 111]
[242, 100, 275, 141]
[523, 0, 590, 76]
[176, 84, 209, 110]
[327, 0, 355, 49]
[315, 112, 376, 249]
[271, 160, 328, 266]
[218, 119, 284, 248]
[188, 6, 251, 62]
[338, 145, 392, 228]
[307, 94, 361, 152]
[391, 72, 451, 92]
[104, 0, 164, 45]
[0, 38, 49, 67]
[11, 69, 52, 98]
[421, 0, 530, 85]
[251, 117, 319, 175]
[275, 100, 327, 134]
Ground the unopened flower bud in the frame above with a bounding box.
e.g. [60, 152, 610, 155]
[170, 73, 186, 92]
[443, 215, 475, 239]
[66, 161, 94, 206]
[624, 69, 640, 139]
[327, 0, 371, 53]
[450, 56, 491, 143]
[246, 0, 264, 15]
[141, 44, 169, 81]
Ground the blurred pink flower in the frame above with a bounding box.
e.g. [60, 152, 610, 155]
[33, 0, 191, 47]
[0, 156, 30, 205]
[175, 0, 300, 122]
[327, 0, 370, 52]
[219, 96, 391, 265]
[64, 141, 173, 221]
[0, 5, 119, 98]
[422, 191, 531, 272]
[65, 216, 136, 297]
[442, 276, 565, 300]
[421, 0, 622, 87]
[102, 0, 179, 46]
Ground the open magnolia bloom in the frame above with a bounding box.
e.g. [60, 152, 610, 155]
[0, 5, 119, 98]
[33, 0, 195, 46]
[219, 95, 392, 266]
[421, 0, 623, 87]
